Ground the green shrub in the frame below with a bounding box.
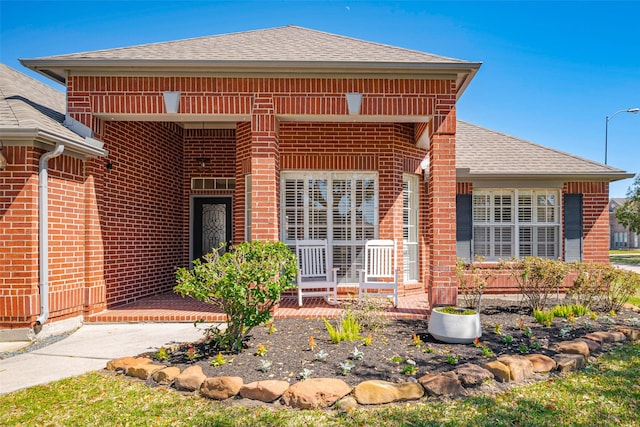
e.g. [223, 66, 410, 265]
[499, 257, 569, 311]
[568, 262, 610, 310]
[550, 304, 572, 318]
[533, 309, 554, 327]
[340, 296, 389, 331]
[322, 313, 363, 344]
[174, 240, 297, 353]
[600, 268, 640, 312]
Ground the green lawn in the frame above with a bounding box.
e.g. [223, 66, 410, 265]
[2, 344, 639, 427]
[610, 249, 640, 265]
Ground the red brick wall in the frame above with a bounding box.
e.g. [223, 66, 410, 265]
[47, 154, 86, 321]
[62, 74, 458, 308]
[0, 146, 39, 327]
[182, 127, 236, 260]
[564, 182, 610, 263]
[99, 121, 184, 307]
[0, 146, 90, 328]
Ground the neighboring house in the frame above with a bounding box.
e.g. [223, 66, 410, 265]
[0, 26, 633, 338]
[610, 198, 640, 249]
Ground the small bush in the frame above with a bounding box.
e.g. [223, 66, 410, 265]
[568, 262, 608, 310]
[322, 313, 363, 344]
[340, 296, 389, 331]
[456, 257, 494, 310]
[499, 257, 569, 311]
[600, 268, 640, 312]
[174, 240, 297, 353]
[533, 309, 554, 327]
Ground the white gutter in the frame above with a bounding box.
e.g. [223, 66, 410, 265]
[35, 144, 65, 330]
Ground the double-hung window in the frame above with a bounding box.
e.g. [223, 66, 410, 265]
[281, 171, 378, 284]
[473, 189, 560, 260]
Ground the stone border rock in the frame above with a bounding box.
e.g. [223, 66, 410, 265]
[106, 327, 637, 410]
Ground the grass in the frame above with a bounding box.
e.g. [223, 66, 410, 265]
[1, 343, 639, 427]
[610, 249, 640, 265]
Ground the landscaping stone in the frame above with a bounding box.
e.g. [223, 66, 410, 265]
[483, 361, 511, 382]
[174, 365, 206, 391]
[106, 356, 152, 372]
[200, 376, 243, 400]
[497, 355, 534, 381]
[152, 366, 181, 385]
[353, 380, 424, 404]
[453, 363, 494, 387]
[418, 374, 467, 396]
[623, 303, 640, 313]
[282, 378, 351, 409]
[616, 326, 640, 341]
[335, 396, 358, 412]
[555, 339, 590, 357]
[578, 338, 601, 353]
[584, 331, 626, 344]
[554, 354, 586, 372]
[524, 354, 556, 372]
[126, 363, 166, 380]
[239, 380, 290, 402]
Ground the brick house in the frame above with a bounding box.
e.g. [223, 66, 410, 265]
[610, 198, 640, 249]
[1, 26, 632, 339]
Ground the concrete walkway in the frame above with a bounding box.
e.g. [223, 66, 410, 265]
[0, 323, 206, 395]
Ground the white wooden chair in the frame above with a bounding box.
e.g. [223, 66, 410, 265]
[295, 239, 339, 307]
[358, 239, 399, 307]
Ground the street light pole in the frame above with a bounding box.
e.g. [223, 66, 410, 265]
[605, 107, 640, 165]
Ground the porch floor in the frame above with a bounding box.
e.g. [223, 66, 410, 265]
[85, 292, 430, 323]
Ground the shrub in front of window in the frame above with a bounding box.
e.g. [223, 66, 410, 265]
[499, 257, 569, 311]
[174, 240, 297, 353]
[455, 257, 494, 310]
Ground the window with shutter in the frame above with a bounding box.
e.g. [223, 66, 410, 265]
[473, 189, 560, 260]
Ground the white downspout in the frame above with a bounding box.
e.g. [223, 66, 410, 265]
[35, 144, 65, 331]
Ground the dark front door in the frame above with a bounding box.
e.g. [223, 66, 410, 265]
[193, 197, 232, 259]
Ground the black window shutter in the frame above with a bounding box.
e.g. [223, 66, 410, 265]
[456, 194, 473, 262]
[564, 193, 583, 262]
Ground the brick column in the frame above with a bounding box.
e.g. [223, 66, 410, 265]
[427, 104, 458, 308]
[250, 96, 280, 241]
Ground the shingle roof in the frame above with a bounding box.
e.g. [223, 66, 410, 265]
[0, 63, 84, 143]
[456, 120, 632, 180]
[29, 25, 471, 64]
[20, 26, 481, 95]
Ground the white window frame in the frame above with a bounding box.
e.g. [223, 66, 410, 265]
[281, 171, 378, 284]
[472, 188, 561, 261]
[245, 174, 252, 241]
[403, 174, 419, 282]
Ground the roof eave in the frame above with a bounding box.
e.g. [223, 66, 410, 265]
[456, 171, 635, 183]
[20, 58, 482, 87]
[0, 128, 108, 158]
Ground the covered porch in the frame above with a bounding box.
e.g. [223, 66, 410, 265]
[85, 292, 429, 323]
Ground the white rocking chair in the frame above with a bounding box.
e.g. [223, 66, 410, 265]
[358, 239, 399, 307]
[295, 239, 339, 307]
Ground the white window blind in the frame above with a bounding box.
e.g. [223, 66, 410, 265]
[281, 171, 378, 284]
[403, 174, 419, 282]
[473, 189, 560, 260]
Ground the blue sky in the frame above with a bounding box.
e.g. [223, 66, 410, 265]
[1, 1, 638, 197]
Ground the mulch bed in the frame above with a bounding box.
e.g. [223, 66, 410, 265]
[140, 297, 639, 390]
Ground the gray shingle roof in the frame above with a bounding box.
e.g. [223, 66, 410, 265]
[456, 120, 632, 180]
[0, 63, 84, 143]
[29, 25, 471, 64]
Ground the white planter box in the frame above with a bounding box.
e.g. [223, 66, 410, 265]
[428, 307, 482, 344]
